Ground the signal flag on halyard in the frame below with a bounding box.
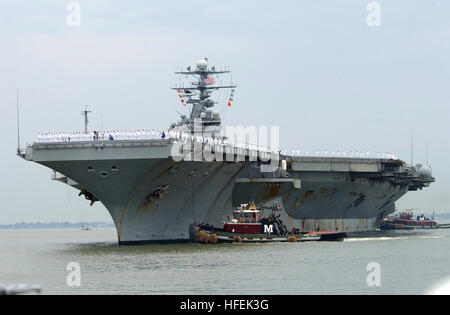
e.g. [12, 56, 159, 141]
[227, 89, 236, 107]
[177, 90, 187, 106]
[203, 76, 215, 85]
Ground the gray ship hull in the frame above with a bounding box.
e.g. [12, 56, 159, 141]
[22, 139, 433, 244]
[19, 58, 435, 244]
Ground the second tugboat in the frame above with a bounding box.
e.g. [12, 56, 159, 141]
[379, 210, 439, 230]
[190, 203, 347, 244]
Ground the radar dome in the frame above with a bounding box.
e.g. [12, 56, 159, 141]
[196, 59, 208, 71]
[418, 165, 432, 178]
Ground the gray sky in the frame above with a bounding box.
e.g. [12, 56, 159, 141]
[0, 0, 449, 224]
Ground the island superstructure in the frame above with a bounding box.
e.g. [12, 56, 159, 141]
[18, 58, 435, 244]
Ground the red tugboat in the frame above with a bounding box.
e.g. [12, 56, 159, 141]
[189, 203, 347, 243]
[380, 210, 438, 230]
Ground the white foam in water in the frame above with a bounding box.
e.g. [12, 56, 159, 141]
[345, 235, 446, 243]
[417, 235, 445, 239]
[344, 237, 409, 242]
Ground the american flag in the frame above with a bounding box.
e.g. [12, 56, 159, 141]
[203, 76, 215, 85]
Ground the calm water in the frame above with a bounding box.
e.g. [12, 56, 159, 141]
[1, 228, 449, 295]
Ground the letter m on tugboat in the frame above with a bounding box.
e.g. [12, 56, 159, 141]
[264, 224, 274, 234]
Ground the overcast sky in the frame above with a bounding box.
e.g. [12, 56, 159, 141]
[0, 1, 449, 224]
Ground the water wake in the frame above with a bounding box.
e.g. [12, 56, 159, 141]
[345, 235, 446, 242]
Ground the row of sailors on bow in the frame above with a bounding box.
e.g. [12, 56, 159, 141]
[36, 129, 165, 142]
[35, 130, 279, 153]
[35, 131, 398, 159]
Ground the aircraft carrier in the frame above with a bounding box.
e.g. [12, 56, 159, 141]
[18, 58, 435, 244]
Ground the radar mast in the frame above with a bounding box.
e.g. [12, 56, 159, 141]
[171, 58, 236, 136]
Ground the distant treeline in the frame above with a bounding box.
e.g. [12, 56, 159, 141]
[1, 214, 450, 230]
[0, 221, 115, 230]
